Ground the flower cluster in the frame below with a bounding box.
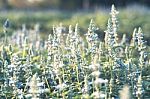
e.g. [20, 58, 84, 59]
[0, 5, 149, 99]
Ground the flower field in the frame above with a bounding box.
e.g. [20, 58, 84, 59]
[0, 5, 150, 99]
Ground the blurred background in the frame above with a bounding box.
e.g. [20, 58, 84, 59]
[0, 0, 149, 44]
[0, 0, 150, 10]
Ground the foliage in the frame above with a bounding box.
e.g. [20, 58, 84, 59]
[0, 5, 150, 99]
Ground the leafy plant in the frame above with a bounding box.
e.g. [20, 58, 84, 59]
[0, 5, 149, 99]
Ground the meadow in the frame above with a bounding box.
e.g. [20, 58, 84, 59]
[0, 5, 150, 42]
[0, 5, 150, 99]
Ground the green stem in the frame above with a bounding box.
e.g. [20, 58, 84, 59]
[45, 76, 51, 94]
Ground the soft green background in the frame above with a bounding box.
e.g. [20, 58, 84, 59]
[0, 6, 149, 45]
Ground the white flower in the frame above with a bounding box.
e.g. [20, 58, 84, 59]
[53, 69, 59, 75]
[91, 71, 100, 77]
[8, 64, 15, 68]
[56, 83, 67, 91]
[39, 89, 45, 94]
[94, 78, 108, 84]
[25, 94, 32, 98]
[44, 89, 49, 93]
[59, 61, 64, 68]
[89, 64, 100, 70]
[91, 91, 99, 97]
[91, 92, 106, 98]
[37, 82, 45, 87]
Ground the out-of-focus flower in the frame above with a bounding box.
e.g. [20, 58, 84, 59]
[94, 78, 108, 84]
[91, 71, 100, 77]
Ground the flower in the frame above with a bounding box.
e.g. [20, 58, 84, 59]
[94, 78, 108, 84]
[91, 91, 106, 98]
[55, 83, 67, 91]
[91, 71, 100, 77]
